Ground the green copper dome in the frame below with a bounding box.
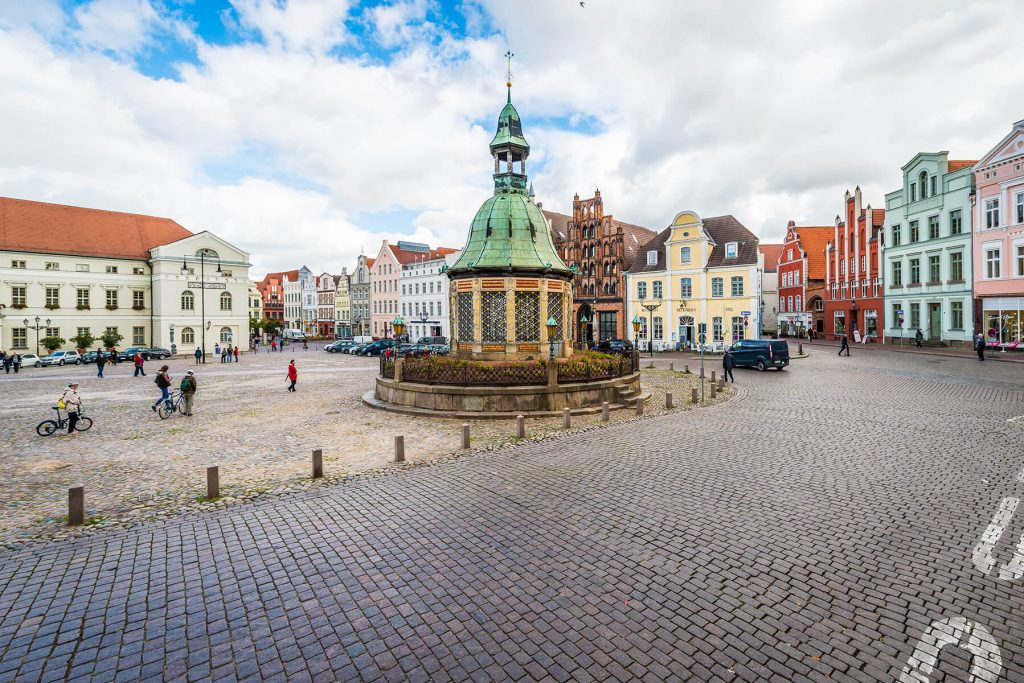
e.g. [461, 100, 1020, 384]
[489, 98, 530, 151]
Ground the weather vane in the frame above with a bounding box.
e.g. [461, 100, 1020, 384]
[505, 50, 514, 91]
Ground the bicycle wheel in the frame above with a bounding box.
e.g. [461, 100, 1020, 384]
[75, 417, 93, 432]
[36, 420, 58, 437]
[177, 398, 187, 415]
[157, 404, 174, 420]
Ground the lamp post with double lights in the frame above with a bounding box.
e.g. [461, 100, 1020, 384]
[640, 300, 661, 359]
[181, 248, 221, 364]
[24, 316, 49, 356]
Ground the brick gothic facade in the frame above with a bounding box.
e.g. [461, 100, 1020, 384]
[547, 191, 655, 346]
[824, 187, 885, 342]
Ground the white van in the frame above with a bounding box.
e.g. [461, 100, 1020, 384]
[351, 336, 372, 344]
[282, 329, 307, 340]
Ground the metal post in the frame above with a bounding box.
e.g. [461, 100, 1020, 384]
[68, 486, 84, 526]
[562, 408, 571, 429]
[206, 466, 219, 499]
[601, 401, 609, 421]
[684, 364, 689, 374]
[461, 424, 470, 449]
[515, 415, 525, 438]
[200, 251, 206, 363]
[394, 435, 405, 462]
[312, 449, 323, 479]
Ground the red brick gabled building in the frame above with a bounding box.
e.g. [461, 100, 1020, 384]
[824, 187, 885, 341]
[777, 222, 833, 337]
[256, 270, 295, 323]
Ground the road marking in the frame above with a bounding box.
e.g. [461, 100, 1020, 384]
[1018, 465, 1024, 483]
[900, 617, 1002, 683]
[972, 497, 1019, 576]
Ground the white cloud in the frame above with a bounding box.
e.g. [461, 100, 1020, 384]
[228, 0, 354, 53]
[72, 0, 171, 55]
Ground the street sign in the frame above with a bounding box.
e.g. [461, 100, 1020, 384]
[187, 282, 227, 290]
[741, 310, 751, 316]
[895, 309, 904, 315]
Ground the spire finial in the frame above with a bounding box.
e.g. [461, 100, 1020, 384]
[504, 50, 514, 102]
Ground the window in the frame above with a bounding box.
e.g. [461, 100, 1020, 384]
[105, 265, 118, 274]
[680, 278, 692, 298]
[731, 316, 744, 341]
[949, 210, 962, 236]
[815, 298, 824, 311]
[910, 183, 917, 202]
[795, 295, 802, 311]
[181, 290, 195, 310]
[646, 250, 657, 266]
[133, 291, 145, 309]
[637, 281, 647, 299]
[892, 261, 903, 286]
[653, 316, 663, 340]
[105, 326, 118, 337]
[951, 301, 963, 330]
[985, 247, 1001, 279]
[910, 303, 920, 329]
[652, 280, 663, 298]
[794, 271, 800, 286]
[105, 290, 118, 308]
[909, 221, 919, 243]
[12, 329, 26, 349]
[221, 270, 232, 278]
[930, 175, 937, 197]
[711, 277, 723, 297]
[1017, 192, 1024, 224]
[133, 327, 145, 345]
[950, 252, 963, 281]
[909, 259, 920, 285]
[44, 261, 59, 270]
[181, 326, 194, 344]
[133, 267, 145, 275]
[730, 276, 744, 297]
[840, 260, 845, 275]
[219, 327, 232, 344]
[75, 263, 89, 273]
[1018, 245, 1024, 277]
[985, 198, 1000, 229]
[45, 326, 59, 338]
[787, 296, 794, 311]
[712, 316, 723, 342]
[680, 247, 691, 264]
[725, 242, 738, 258]
[74, 288, 89, 309]
[779, 298, 785, 312]
[46, 287, 59, 307]
[860, 255, 866, 271]
[220, 292, 232, 311]
[892, 224, 901, 246]
[77, 327, 90, 337]
[787, 249, 793, 260]
[928, 216, 939, 240]
[892, 303, 902, 327]
[11, 260, 25, 269]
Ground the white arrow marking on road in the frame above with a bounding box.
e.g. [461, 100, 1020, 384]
[900, 617, 1002, 683]
[972, 497, 1020, 576]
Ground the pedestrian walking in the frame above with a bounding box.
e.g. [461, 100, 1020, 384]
[723, 347, 735, 383]
[914, 329, 924, 349]
[286, 359, 298, 392]
[152, 365, 172, 412]
[96, 349, 106, 378]
[133, 351, 146, 376]
[271, 339, 277, 353]
[302, 339, 309, 351]
[838, 333, 850, 357]
[60, 382, 82, 434]
[2, 352, 12, 374]
[194, 347, 202, 365]
[12, 353, 21, 373]
[233, 346, 239, 362]
[180, 370, 197, 416]
[975, 333, 986, 361]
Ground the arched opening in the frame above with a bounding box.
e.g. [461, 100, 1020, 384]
[577, 303, 594, 348]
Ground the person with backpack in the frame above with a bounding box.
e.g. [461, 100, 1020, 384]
[271, 339, 277, 353]
[133, 351, 146, 377]
[180, 370, 197, 416]
[60, 382, 82, 434]
[914, 329, 924, 350]
[12, 353, 21, 373]
[96, 348, 107, 378]
[194, 347, 202, 365]
[152, 365, 172, 412]
[286, 360, 298, 392]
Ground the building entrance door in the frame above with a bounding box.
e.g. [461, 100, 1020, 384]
[678, 316, 695, 349]
[928, 303, 941, 339]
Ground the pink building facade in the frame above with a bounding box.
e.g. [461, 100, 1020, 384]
[973, 119, 1024, 346]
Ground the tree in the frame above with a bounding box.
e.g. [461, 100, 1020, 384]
[70, 331, 96, 350]
[101, 330, 124, 348]
[262, 318, 282, 335]
[249, 317, 264, 332]
[40, 336, 65, 352]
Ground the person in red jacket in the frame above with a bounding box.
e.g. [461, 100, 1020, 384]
[233, 346, 239, 362]
[286, 360, 297, 392]
[133, 351, 146, 377]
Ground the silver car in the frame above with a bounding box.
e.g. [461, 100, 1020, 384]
[40, 350, 82, 366]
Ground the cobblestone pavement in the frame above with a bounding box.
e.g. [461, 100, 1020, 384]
[0, 350, 1022, 681]
[0, 351, 721, 546]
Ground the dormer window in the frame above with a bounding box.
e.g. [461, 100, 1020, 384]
[725, 242, 738, 259]
[646, 250, 657, 266]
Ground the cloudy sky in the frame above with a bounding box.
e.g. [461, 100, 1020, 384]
[2, 0, 1023, 276]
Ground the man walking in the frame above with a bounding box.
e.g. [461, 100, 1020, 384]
[12, 353, 20, 373]
[3, 352, 12, 374]
[975, 333, 986, 361]
[233, 346, 239, 362]
[152, 365, 172, 412]
[914, 329, 924, 349]
[61, 382, 82, 434]
[286, 359, 298, 392]
[838, 333, 850, 357]
[722, 347, 735, 383]
[133, 350, 146, 377]
[180, 370, 197, 416]
[194, 347, 202, 365]
[96, 349, 106, 378]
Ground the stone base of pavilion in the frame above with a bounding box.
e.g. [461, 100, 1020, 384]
[365, 370, 648, 419]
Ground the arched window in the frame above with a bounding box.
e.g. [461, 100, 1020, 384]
[220, 292, 232, 311]
[796, 295, 802, 311]
[181, 290, 194, 310]
[181, 327, 194, 344]
[219, 327, 232, 343]
[919, 171, 928, 198]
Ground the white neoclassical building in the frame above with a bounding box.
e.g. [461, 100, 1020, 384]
[399, 249, 460, 341]
[0, 197, 251, 356]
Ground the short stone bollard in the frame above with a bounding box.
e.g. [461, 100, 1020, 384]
[461, 423, 470, 449]
[516, 415, 525, 438]
[562, 407, 571, 430]
[666, 392, 674, 409]
[601, 401, 609, 422]
[312, 449, 323, 479]
[646, 360, 655, 369]
[684, 364, 690, 374]
[207, 466, 219, 499]
[691, 387, 699, 403]
[718, 377, 725, 390]
[711, 370, 716, 383]
[394, 435, 405, 463]
[636, 398, 644, 415]
[669, 362, 674, 372]
[799, 342, 804, 356]
[710, 382, 717, 399]
[68, 486, 84, 526]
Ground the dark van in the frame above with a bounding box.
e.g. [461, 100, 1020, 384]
[729, 339, 789, 371]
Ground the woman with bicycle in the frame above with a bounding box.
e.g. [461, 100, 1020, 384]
[61, 383, 82, 434]
[152, 365, 172, 413]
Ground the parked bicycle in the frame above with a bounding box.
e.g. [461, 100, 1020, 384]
[37, 406, 93, 436]
[157, 391, 187, 419]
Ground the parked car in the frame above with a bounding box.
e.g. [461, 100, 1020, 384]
[147, 347, 172, 360]
[360, 339, 396, 356]
[81, 351, 99, 364]
[729, 339, 790, 371]
[393, 343, 432, 358]
[326, 340, 355, 353]
[427, 344, 450, 356]
[18, 353, 43, 367]
[118, 346, 151, 361]
[347, 343, 368, 355]
[40, 350, 82, 366]
[591, 339, 635, 356]
[416, 336, 448, 346]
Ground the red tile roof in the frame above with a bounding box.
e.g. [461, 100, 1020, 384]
[758, 244, 784, 272]
[793, 226, 834, 280]
[947, 160, 977, 172]
[366, 258, 375, 267]
[0, 196, 192, 260]
[871, 209, 885, 227]
[388, 245, 457, 265]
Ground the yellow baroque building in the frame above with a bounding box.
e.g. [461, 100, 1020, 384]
[625, 211, 763, 351]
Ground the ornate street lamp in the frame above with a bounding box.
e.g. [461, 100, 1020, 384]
[850, 299, 859, 338]
[0, 303, 6, 351]
[580, 313, 589, 349]
[393, 316, 405, 343]
[546, 316, 558, 362]
[24, 316, 49, 356]
[631, 314, 641, 349]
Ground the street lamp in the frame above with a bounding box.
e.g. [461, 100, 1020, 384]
[640, 300, 660, 359]
[392, 316, 405, 343]
[580, 313, 589, 349]
[181, 248, 220, 364]
[24, 316, 50, 356]
[631, 314, 641, 347]
[419, 312, 428, 341]
[546, 316, 558, 361]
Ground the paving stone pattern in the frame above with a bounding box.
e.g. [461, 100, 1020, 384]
[0, 351, 1022, 681]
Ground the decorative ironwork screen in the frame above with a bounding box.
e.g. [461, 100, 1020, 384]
[457, 292, 474, 342]
[547, 292, 564, 340]
[515, 292, 540, 342]
[481, 291, 507, 342]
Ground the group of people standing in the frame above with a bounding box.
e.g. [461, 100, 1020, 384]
[214, 343, 239, 363]
[1, 352, 23, 373]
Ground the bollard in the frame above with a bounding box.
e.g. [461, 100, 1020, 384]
[669, 362, 674, 372]
[646, 360, 655, 369]
[711, 370, 716, 383]
[601, 401, 609, 422]
[710, 382, 717, 399]
[207, 466, 219, 499]
[700, 366, 705, 378]
[684, 364, 689, 374]
[666, 392, 674, 409]
[636, 398, 644, 416]
[798, 342, 804, 356]
[516, 415, 525, 438]
[68, 486, 84, 526]
[719, 377, 725, 389]
[312, 449, 323, 479]
[461, 423, 470, 449]
[691, 387, 699, 403]
[562, 407, 571, 430]
[394, 435, 405, 463]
